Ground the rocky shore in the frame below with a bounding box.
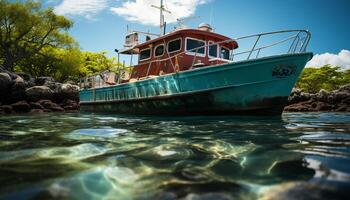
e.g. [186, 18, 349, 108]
[284, 85, 350, 112]
[0, 66, 79, 114]
[1, 64, 349, 114]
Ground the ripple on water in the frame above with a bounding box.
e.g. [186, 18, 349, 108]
[134, 144, 193, 161]
[67, 128, 128, 139]
[38, 143, 111, 162]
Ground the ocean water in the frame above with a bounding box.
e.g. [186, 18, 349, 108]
[0, 113, 349, 200]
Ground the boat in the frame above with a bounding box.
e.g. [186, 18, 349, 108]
[79, 1, 313, 116]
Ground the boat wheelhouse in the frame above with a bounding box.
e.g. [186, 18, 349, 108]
[120, 25, 238, 82]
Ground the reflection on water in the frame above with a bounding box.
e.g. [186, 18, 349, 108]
[0, 113, 349, 200]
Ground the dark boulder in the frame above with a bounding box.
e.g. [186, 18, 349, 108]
[54, 83, 80, 102]
[38, 99, 64, 112]
[30, 109, 44, 114]
[11, 101, 31, 113]
[0, 73, 12, 91]
[0, 105, 13, 114]
[35, 77, 55, 86]
[26, 86, 53, 102]
[29, 102, 44, 110]
[16, 72, 32, 82]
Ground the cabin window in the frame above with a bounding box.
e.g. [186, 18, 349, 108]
[167, 38, 181, 53]
[208, 41, 218, 57]
[220, 47, 230, 60]
[154, 44, 164, 57]
[139, 48, 151, 61]
[186, 38, 205, 56]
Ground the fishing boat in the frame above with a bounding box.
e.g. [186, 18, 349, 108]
[79, 1, 312, 116]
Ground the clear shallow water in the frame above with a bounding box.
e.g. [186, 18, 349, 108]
[0, 113, 349, 200]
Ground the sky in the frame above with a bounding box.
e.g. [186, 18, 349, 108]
[40, 0, 350, 69]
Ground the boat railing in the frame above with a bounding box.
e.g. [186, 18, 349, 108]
[139, 29, 311, 76]
[79, 30, 311, 89]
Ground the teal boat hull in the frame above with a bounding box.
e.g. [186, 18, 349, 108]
[80, 53, 313, 115]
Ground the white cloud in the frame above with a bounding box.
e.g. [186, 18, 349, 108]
[54, 0, 109, 19]
[110, 0, 210, 26]
[306, 50, 350, 70]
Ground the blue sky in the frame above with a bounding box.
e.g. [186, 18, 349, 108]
[42, 0, 350, 68]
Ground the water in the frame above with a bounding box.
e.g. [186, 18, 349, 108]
[0, 113, 349, 200]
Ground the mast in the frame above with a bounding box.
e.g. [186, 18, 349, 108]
[151, 0, 171, 35]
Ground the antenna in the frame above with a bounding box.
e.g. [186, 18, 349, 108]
[151, 0, 171, 35]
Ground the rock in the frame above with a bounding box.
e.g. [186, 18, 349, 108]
[50, 106, 64, 112]
[39, 99, 58, 109]
[30, 109, 44, 114]
[335, 104, 348, 112]
[11, 101, 31, 113]
[12, 76, 25, 87]
[35, 77, 55, 86]
[287, 90, 311, 105]
[44, 81, 62, 91]
[0, 105, 12, 114]
[333, 92, 349, 102]
[29, 102, 44, 110]
[61, 99, 79, 110]
[9, 76, 27, 103]
[55, 83, 80, 101]
[341, 97, 350, 104]
[315, 102, 332, 111]
[15, 72, 32, 82]
[284, 101, 314, 112]
[38, 99, 64, 112]
[0, 73, 12, 91]
[338, 84, 350, 93]
[26, 86, 53, 101]
[316, 89, 329, 102]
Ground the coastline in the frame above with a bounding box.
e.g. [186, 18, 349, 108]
[284, 85, 350, 112]
[0, 68, 79, 114]
[1, 67, 349, 115]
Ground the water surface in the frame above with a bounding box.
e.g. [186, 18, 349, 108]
[0, 113, 349, 200]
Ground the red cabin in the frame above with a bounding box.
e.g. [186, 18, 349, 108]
[120, 24, 238, 82]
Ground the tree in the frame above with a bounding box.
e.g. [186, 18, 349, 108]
[79, 51, 121, 77]
[0, 0, 74, 71]
[15, 47, 82, 82]
[296, 65, 350, 93]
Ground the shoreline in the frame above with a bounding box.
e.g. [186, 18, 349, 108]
[1, 69, 349, 115]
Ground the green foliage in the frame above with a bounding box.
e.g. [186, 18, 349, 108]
[0, 0, 74, 71]
[79, 51, 122, 77]
[296, 65, 350, 93]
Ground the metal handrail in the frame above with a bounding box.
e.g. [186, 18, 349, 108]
[132, 29, 311, 66]
[80, 29, 311, 88]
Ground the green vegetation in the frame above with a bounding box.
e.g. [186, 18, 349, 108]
[296, 65, 350, 93]
[0, 0, 122, 82]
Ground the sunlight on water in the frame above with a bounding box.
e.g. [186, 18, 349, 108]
[0, 113, 349, 200]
